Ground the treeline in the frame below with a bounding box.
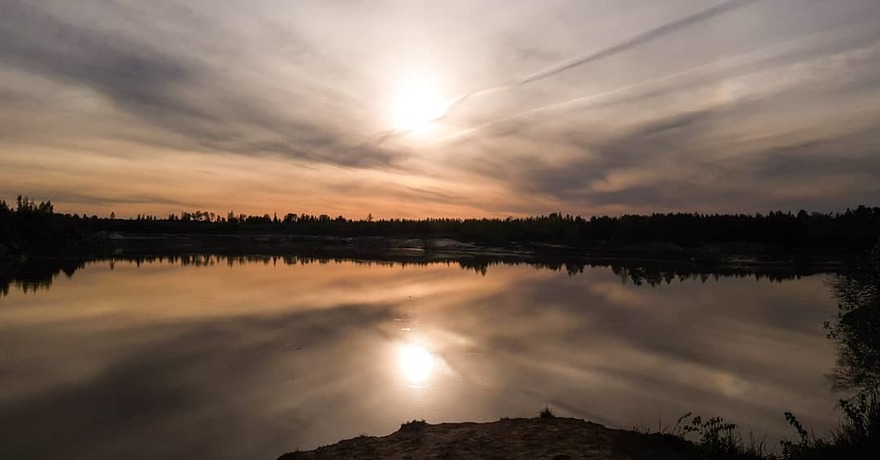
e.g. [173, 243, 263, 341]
[2, 195, 880, 252]
[0, 196, 75, 248]
[0, 253, 832, 298]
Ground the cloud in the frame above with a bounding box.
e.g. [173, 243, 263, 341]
[1, 0, 879, 215]
[435, 8, 880, 214]
[0, 1, 403, 169]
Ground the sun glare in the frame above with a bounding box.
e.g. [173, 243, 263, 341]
[397, 342, 435, 386]
[390, 82, 448, 134]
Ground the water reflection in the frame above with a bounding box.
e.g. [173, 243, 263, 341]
[398, 342, 436, 387]
[0, 257, 841, 459]
[0, 253, 838, 298]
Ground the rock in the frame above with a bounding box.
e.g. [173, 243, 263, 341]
[389, 238, 425, 250]
[426, 238, 479, 250]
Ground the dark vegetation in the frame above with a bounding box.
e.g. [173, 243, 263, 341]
[2, 194, 876, 296]
[665, 396, 879, 459]
[2, 195, 880, 254]
[399, 420, 429, 432]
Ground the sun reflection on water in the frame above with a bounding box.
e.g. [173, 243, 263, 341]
[397, 342, 435, 387]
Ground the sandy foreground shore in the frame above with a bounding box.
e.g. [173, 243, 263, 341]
[278, 417, 703, 459]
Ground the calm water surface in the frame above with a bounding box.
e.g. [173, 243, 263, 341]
[0, 257, 841, 459]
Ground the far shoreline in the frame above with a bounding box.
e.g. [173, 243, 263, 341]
[0, 232, 856, 297]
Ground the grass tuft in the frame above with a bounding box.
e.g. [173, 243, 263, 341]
[539, 405, 556, 419]
[399, 420, 428, 432]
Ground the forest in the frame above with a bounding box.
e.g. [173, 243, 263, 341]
[2, 195, 880, 253]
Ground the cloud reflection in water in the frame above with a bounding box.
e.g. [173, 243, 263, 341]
[0, 257, 840, 459]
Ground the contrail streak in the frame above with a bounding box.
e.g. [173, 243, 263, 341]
[517, 0, 759, 86]
[435, 22, 877, 145]
[442, 0, 760, 115]
[372, 0, 759, 145]
[435, 29, 829, 145]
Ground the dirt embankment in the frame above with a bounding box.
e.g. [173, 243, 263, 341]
[278, 417, 702, 460]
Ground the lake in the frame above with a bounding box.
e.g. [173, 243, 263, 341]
[0, 256, 842, 459]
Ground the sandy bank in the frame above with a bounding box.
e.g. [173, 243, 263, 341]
[278, 417, 702, 460]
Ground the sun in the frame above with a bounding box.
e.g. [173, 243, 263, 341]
[390, 82, 448, 134]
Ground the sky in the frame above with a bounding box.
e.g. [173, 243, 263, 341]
[1, 0, 879, 218]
